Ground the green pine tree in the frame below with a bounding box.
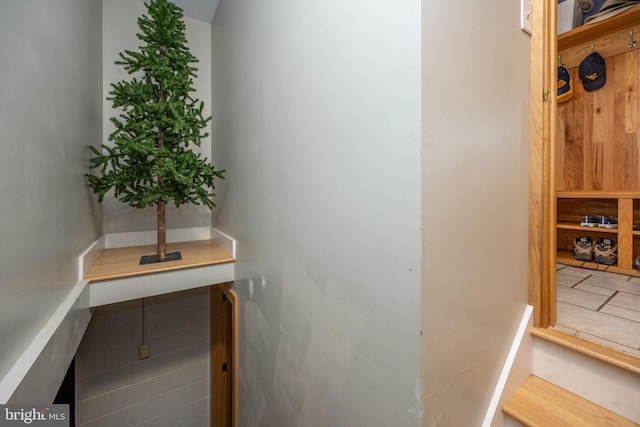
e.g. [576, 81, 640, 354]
[87, 0, 224, 263]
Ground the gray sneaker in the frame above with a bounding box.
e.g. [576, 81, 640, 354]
[574, 236, 594, 261]
[594, 238, 617, 265]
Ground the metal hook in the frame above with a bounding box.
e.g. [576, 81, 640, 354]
[591, 43, 595, 53]
[629, 30, 637, 48]
[559, 54, 564, 66]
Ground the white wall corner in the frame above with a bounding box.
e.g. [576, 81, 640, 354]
[0, 280, 91, 403]
[210, 227, 236, 258]
[482, 305, 534, 427]
[104, 227, 212, 248]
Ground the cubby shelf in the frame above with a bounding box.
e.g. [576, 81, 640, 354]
[556, 223, 618, 234]
[557, 250, 640, 278]
[556, 192, 638, 273]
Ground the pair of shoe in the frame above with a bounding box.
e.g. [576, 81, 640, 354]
[580, 215, 618, 229]
[574, 236, 618, 265]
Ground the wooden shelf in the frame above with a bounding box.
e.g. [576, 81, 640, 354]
[558, 4, 640, 51]
[83, 238, 235, 307]
[557, 251, 640, 277]
[557, 223, 618, 234]
[556, 191, 640, 199]
[84, 239, 234, 282]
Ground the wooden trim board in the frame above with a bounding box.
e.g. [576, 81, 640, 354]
[211, 283, 238, 427]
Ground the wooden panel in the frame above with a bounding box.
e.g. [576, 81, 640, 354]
[618, 198, 634, 268]
[211, 283, 236, 427]
[529, 0, 557, 328]
[557, 49, 640, 192]
[559, 22, 640, 69]
[556, 198, 617, 223]
[637, 51, 640, 187]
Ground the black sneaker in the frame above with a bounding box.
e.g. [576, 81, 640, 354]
[598, 216, 618, 229]
[574, 236, 594, 261]
[580, 215, 601, 227]
[594, 238, 617, 265]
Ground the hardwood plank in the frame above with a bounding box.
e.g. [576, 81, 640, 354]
[84, 239, 234, 282]
[603, 67, 617, 190]
[557, 104, 568, 190]
[571, 67, 587, 190]
[637, 50, 640, 188]
[615, 56, 628, 189]
[504, 375, 638, 426]
[566, 90, 584, 190]
[619, 198, 634, 268]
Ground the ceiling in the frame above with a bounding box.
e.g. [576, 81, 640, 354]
[138, 0, 220, 23]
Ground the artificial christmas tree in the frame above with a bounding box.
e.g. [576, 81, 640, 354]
[87, 0, 224, 264]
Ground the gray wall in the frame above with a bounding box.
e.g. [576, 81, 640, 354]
[211, 1, 422, 426]
[421, 1, 531, 426]
[75, 288, 211, 427]
[0, 0, 102, 387]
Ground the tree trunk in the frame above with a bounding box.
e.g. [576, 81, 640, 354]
[157, 199, 166, 260]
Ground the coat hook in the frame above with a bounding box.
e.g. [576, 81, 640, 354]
[559, 54, 564, 66]
[630, 30, 637, 48]
[591, 43, 595, 53]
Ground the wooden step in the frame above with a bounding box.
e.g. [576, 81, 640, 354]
[503, 375, 638, 426]
[531, 327, 640, 376]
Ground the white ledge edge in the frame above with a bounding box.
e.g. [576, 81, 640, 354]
[0, 280, 90, 403]
[89, 262, 234, 307]
[210, 227, 236, 258]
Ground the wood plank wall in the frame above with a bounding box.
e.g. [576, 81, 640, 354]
[556, 49, 640, 191]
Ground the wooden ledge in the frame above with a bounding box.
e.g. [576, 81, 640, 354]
[84, 239, 234, 282]
[532, 327, 640, 376]
[82, 236, 235, 307]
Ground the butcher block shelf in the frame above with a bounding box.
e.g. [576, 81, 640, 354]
[84, 239, 234, 282]
[80, 229, 236, 307]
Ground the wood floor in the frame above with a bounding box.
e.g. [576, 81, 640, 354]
[554, 264, 640, 359]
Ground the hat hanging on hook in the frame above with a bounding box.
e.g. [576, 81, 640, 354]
[579, 49, 607, 92]
[558, 55, 573, 103]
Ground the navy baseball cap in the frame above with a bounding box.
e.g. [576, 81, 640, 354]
[557, 65, 573, 102]
[579, 52, 606, 92]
